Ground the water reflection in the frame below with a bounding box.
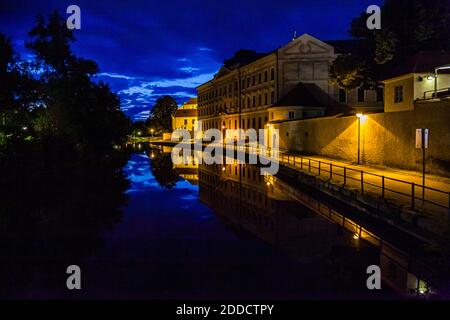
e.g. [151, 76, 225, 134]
[147, 144, 440, 297]
[0, 142, 445, 299]
[0, 147, 130, 298]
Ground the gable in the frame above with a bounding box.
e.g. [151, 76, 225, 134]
[278, 33, 334, 57]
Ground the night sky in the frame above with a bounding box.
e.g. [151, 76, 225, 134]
[1, 0, 383, 121]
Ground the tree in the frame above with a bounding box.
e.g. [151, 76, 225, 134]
[0, 33, 40, 145]
[25, 11, 130, 151]
[330, 0, 450, 89]
[148, 96, 178, 131]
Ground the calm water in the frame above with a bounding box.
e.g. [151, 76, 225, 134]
[0, 144, 430, 299]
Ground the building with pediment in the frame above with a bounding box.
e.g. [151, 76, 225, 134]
[197, 34, 383, 135]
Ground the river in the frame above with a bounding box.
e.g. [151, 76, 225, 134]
[1, 143, 436, 299]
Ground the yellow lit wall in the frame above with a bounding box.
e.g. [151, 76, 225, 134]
[274, 100, 450, 176]
[383, 74, 415, 112]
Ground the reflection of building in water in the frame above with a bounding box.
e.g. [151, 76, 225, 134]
[197, 161, 436, 297]
[199, 162, 363, 266]
[173, 155, 199, 185]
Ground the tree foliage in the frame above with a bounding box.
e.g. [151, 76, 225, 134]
[330, 0, 450, 90]
[148, 95, 178, 132]
[0, 11, 130, 154]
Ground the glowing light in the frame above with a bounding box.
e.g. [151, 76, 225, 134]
[353, 234, 359, 240]
[356, 113, 367, 122]
[222, 166, 226, 171]
[22, 126, 28, 131]
[137, 131, 142, 136]
[266, 182, 271, 186]
[222, 125, 226, 129]
[426, 75, 434, 81]
[150, 153, 155, 158]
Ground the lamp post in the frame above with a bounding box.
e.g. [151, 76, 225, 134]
[356, 113, 366, 164]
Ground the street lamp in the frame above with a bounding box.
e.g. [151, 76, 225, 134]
[150, 128, 154, 138]
[356, 113, 367, 164]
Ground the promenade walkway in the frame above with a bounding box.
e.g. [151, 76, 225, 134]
[277, 151, 450, 217]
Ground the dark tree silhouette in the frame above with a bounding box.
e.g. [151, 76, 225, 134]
[148, 95, 178, 132]
[330, 0, 450, 90]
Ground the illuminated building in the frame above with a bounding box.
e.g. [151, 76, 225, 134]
[197, 34, 383, 135]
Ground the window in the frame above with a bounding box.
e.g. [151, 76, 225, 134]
[394, 86, 403, 103]
[242, 79, 245, 89]
[357, 88, 365, 102]
[270, 112, 273, 119]
[184, 119, 188, 125]
[252, 75, 255, 86]
[264, 70, 268, 82]
[247, 78, 250, 88]
[339, 89, 347, 103]
[242, 98, 245, 108]
[258, 118, 262, 129]
[376, 87, 384, 102]
[234, 120, 237, 129]
[289, 111, 295, 119]
[258, 95, 261, 106]
[252, 96, 256, 107]
[258, 73, 261, 84]
[247, 97, 250, 108]
[264, 93, 268, 105]
[270, 91, 275, 104]
[270, 68, 274, 80]
[192, 119, 195, 124]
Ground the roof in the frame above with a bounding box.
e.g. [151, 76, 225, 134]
[273, 82, 333, 107]
[223, 49, 268, 70]
[184, 97, 197, 105]
[383, 51, 450, 80]
[173, 109, 197, 117]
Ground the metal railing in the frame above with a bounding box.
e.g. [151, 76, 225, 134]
[278, 153, 450, 214]
[201, 143, 450, 214]
[422, 87, 450, 100]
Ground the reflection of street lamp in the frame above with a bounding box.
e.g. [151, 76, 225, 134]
[356, 113, 367, 164]
[266, 123, 272, 151]
[222, 125, 226, 145]
[150, 128, 154, 138]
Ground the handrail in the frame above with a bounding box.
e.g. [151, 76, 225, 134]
[232, 144, 450, 214]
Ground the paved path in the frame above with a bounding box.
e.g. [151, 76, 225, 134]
[277, 152, 450, 216]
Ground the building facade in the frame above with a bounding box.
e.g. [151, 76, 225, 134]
[197, 34, 383, 136]
[172, 98, 198, 134]
[382, 52, 450, 112]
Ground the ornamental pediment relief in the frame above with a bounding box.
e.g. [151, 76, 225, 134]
[279, 34, 334, 57]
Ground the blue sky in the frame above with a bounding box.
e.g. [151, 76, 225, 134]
[0, 0, 383, 121]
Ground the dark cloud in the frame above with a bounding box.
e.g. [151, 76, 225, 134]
[0, 0, 383, 120]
